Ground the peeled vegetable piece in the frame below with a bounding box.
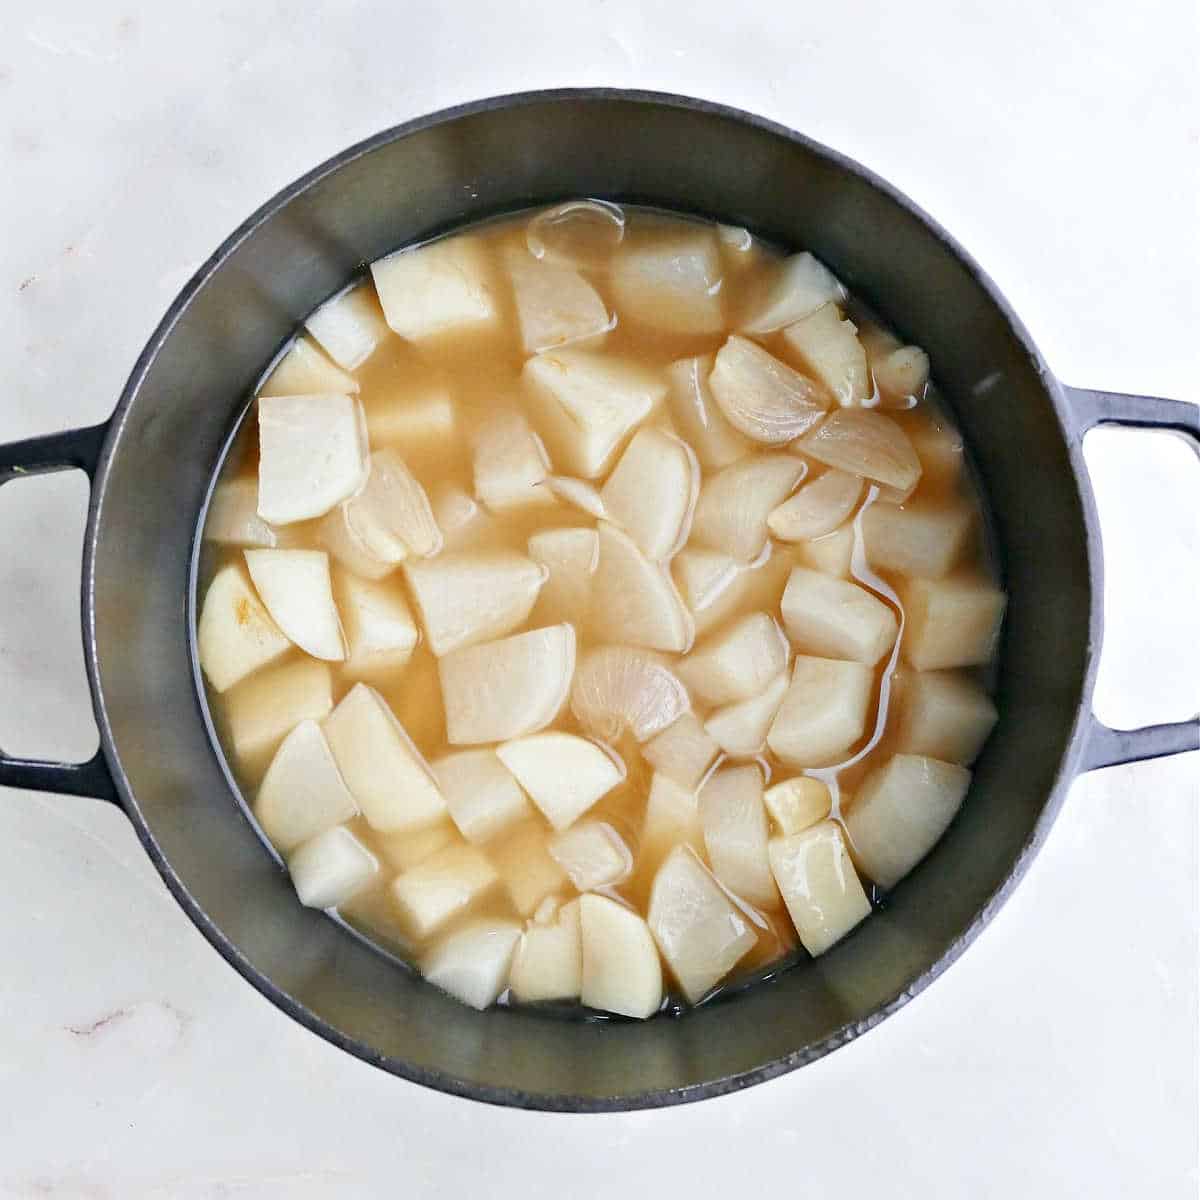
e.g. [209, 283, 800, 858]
[861, 499, 972, 578]
[509, 898, 582, 1003]
[432, 749, 532, 844]
[367, 384, 458, 460]
[490, 821, 570, 916]
[894, 670, 998, 764]
[570, 645, 691, 743]
[649, 845, 757, 1003]
[767, 655, 874, 767]
[900, 577, 1006, 670]
[305, 285, 390, 370]
[197, 562, 291, 692]
[471, 409, 551, 512]
[254, 720, 358, 853]
[205, 479, 280, 549]
[244, 549, 345, 661]
[763, 776, 832, 836]
[640, 772, 707, 876]
[528, 527, 599, 623]
[288, 826, 379, 909]
[909, 420, 964, 487]
[549, 821, 633, 890]
[664, 355, 752, 469]
[794, 525, 855, 579]
[496, 733, 624, 831]
[672, 548, 744, 626]
[768, 469, 864, 543]
[769, 821, 871, 956]
[525, 199, 626, 269]
[678, 611, 789, 707]
[403, 551, 546, 656]
[589, 522, 694, 652]
[704, 671, 789, 758]
[698, 765, 777, 908]
[600, 429, 699, 560]
[430, 483, 488, 550]
[257, 394, 368, 525]
[439, 624, 576, 745]
[318, 504, 396, 581]
[259, 335, 359, 397]
[844, 754, 971, 888]
[872, 345, 930, 405]
[224, 659, 333, 772]
[505, 247, 611, 354]
[390, 843, 500, 939]
[692, 454, 806, 562]
[780, 304, 870, 406]
[323, 683, 446, 834]
[374, 820, 461, 873]
[740, 251, 847, 334]
[544, 475, 607, 519]
[781, 566, 898, 666]
[798, 409, 921, 495]
[709, 336, 828, 445]
[522, 349, 667, 479]
[336, 572, 420, 680]
[423, 919, 523, 1011]
[579, 894, 663, 1019]
[371, 235, 498, 342]
[643, 713, 719, 790]
[348, 448, 442, 561]
[611, 229, 725, 334]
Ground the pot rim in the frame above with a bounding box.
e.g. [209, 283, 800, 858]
[80, 87, 1102, 1111]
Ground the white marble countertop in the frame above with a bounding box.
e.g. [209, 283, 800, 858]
[1, 2, 1196, 1196]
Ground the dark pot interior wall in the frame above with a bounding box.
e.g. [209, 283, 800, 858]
[90, 94, 1090, 1108]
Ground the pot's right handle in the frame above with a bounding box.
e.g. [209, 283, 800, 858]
[0, 423, 119, 803]
[1065, 386, 1200, 772]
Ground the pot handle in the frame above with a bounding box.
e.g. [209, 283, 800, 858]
[0, 422, 119, 803]
[1065, 386, 1200, 772]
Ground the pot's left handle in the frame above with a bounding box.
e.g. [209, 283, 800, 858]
[0, 422, 119, 803]
[1066, 386, 1200, 772]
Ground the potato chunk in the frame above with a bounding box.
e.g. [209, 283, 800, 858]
[798, 409, 922, 495]
[643, 713, 719, 790]
[611, 230, 725, 334]
[549, 821, 633, 890]
[704, 672, 790, 758]
[698, 765, 777, 908]
[893, 670, 998, 764]
[470, 409, 551, 513]
[225, 658, 333, 774]
[288, 826, 379, 909]
[205, 479, 280, 549]
[740, 251, 846, 334]
[423, 919, 522, 1010]
[371, 235, 498, 341]
[496, 733, 624, 831]
[794, 525, 855, 578]
[323, 683, 446, 834]
[861, 499, 973, 578]
[709, 336, 828, 445]
[844, 754, 971, 888]
[900, 577, 1006, 670]
[677, 611, 790, 707]
[763, 776, 832, 836]
[257, 394, 368, 526]
[305, 285, 390, 370]
[767, 655, 874, 767]
[390, 843, 500, 939]
[639, 772, 706, 879]
[780, 303, 870, 406]
[439, 624, 576, 745]
[245, 549, 345, 661]
[781, 566, 899, 666]
[254, 719, 359, 853]
[665, 355, 752, 469]
[432, 749, 533, 844]
[509, 898, 582, 1003]
[600, 429, 699, 560]
[649, 846, 757, 1002]
[403, 551, 546, 657]
[522, 349, 667, 478]
[260, 336, 358, 397]
[579, 894, 663, 1019]
[872, 345, 930, 405]
[769, 821, 870, 955]
[692, 454, 805, 562]
[198, 562, 291, 693]
[505, 248, 611, 354]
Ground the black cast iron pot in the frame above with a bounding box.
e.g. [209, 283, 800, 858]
[1, 90, 1196, 1111]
